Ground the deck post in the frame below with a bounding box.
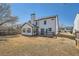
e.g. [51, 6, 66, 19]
[75, 31, 79, 47]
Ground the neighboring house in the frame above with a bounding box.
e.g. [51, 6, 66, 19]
[59, 24, 66, 33]
[59, 26, 73, 33]
[73, 13, 79, 47]
[73, 13, 79, 34]
[21, 13, 59, 36]
[73, 13, 79, 43]
[64, 26, 73, 33]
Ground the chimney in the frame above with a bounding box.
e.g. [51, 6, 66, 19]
[31, 13, 36, 20]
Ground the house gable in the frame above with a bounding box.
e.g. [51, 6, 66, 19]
[21, 22, 33, 28]
[21, 23, 33, 35]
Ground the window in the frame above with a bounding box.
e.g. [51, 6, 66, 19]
[51, 19, 55, 20]
[27, 28, 31, 33]
[36, 21, 37, 25]
[44, 21, 46, 25]
[48, 28, 52, 31]
[41, 28, 44, 35]
[23, 28, 26, 33]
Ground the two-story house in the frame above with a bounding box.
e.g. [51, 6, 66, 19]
[21, 13, 59, 36]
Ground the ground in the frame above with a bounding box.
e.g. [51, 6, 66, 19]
[0, 33, 79, 56]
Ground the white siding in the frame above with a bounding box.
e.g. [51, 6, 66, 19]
[55, 16, 59, 35]
[73, 14, 79, 33]
[21, 16, 59, 36]
[21, 24, 33, 35]
[38, 18, 56, 35]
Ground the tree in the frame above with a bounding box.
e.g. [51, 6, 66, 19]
[0, 3, 18, 35]
[0, 3, 17, 26]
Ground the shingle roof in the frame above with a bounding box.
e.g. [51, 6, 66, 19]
[22, 15, 58, 28]
[37, 15, 57, 20]
[21, 22, 33, 28]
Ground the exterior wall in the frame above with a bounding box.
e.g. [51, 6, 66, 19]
[21, 24, 33, 35]
[32, 20, 38, 26]
[21, 16, 59, 36]
[38, 18, 57, 35]
[73, 14, 79, 33]
[73, 14, 79, 47]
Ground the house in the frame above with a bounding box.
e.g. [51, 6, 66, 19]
[73, 13, 79, 34]
[21, 13, 59, 37]
[59, 25, 73, 33]
[73, 13, 79, 40]
[73, 13, 79, 46]
[64, 26, 73, 33]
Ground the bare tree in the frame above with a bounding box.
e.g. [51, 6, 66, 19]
[0, 3, 17, 26]
[0, 3, 18, 35]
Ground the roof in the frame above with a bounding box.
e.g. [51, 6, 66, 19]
[21, 22, 33, 28]
[22, 15, 58, 28]
[21, 22, 38, 28]
[37, 15, 57, 21]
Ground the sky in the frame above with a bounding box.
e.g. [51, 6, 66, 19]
[10, 3, 79, 26]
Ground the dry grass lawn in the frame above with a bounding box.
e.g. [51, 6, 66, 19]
[0, 33, 79, 56]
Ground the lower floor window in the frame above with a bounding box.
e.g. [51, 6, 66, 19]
[27, 28, 31, 33]
[23, 28, 26, 33]
[48, 28, 52, 31]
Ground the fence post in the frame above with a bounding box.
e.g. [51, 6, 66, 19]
[75, 31, 79, 47]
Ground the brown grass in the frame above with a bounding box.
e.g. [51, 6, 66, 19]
[0, 33, 79, 56]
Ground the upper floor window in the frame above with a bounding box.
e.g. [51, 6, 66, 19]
[51, 18, 56, 20]
[44, 20, 46, 25]
[36, 21, 37, 25]
[51, 19, 55, 20]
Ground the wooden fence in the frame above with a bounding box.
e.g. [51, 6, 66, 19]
[0, 29, 21, 35]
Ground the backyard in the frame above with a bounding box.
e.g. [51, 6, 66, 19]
[0, 33, 79, 56]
